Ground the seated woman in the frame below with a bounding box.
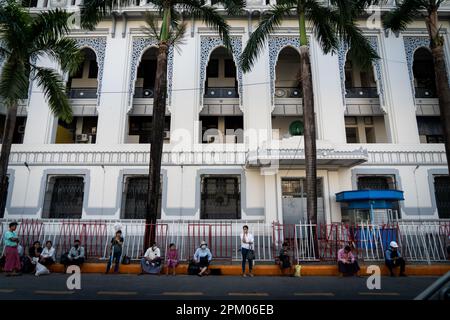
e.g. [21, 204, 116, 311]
[140, 242, 162, 275]
[25, 241, 43, 273]
[194, 241, 212, 277]
[40, 241, 56, 266]
[337, 245, 360, 277]
[278, 242, 292, 276]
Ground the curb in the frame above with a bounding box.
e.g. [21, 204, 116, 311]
[49, 263, 450, 276]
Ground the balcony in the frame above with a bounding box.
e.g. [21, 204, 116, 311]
[274, 87, 302, 99]
[67, 88, 97, 99]
[134, 87, 155, 99]
[345, 87, 378, 99]
[204, 87, 238, 98]
[415, 87, 437, 99]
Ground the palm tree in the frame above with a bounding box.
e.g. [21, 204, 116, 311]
[0, 0, 82, 217]
[383, 0, 450, 176]
[240, 0, 378, 224]
[80, 0, 244, 248]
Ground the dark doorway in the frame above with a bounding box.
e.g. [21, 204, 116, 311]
[201, 175, 241, 219]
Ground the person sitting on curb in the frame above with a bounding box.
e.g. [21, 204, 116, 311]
[278, 242, 293, 276]
[61, 240, 85, 271]
[140, 242, 162, 275]
[40, 240, 56, 266]
[194, 241, 212, 277]
[337, 245, 360, 277]
[385, 241, 406, 277]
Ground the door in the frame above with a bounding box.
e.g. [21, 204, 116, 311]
[281, 178, 325, 225]
[49, 177, 84, 219]
[201, 176, 240, 219]
[434, 176, 450, 219]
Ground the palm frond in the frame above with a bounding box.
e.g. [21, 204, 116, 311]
[32, 38, 83, 76]
[29, 9, 73, 44]
[0, 1, 31, 52]
[175, 0, 232, 50]
[169, 21, 187, 53]
[80, 0, 138, 30]
[33, 66, 73, 122]
[240, 4, 293, 73]
[214, 0, 246, 15]
[305, 0, 339, 54]
[345, 27, 379, 70]
[142, 12, 161, 40]
[0, 56, 29, 107]
[383, 0, 425, 32]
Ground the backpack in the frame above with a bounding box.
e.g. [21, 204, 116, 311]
[188, 260, 200, 275]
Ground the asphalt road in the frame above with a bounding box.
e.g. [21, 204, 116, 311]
[0, 273, 438, 300]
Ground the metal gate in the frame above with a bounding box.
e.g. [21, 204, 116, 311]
[49, 177, 84, 219]
[281, 178, 325, 225]
[187, 222, 233, 261]
[434, 176, 450, 219]
[123, 176, 161, 219]
[201, 176, 240, 219]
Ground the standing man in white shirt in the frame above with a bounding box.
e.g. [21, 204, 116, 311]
[40, 240, 56, 266]
[240, 225, 255, 277]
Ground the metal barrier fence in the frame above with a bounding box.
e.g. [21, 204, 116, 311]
[1, 219, 449, 264]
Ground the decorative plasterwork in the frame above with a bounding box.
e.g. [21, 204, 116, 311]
[199, 36, 243, 109]
[128, 37, 174, 111]
[268, 36, 310, 107]
[338, 36, 386, 112]
[72, 37, 107, 106]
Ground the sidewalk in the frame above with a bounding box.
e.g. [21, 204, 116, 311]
[49, 262, 450, 276]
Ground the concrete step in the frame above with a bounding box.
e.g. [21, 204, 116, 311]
[49, 263, 450, 276]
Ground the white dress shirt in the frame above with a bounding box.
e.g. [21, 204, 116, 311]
[41, 247, 56, 260]
[144, 247, 160, 260]
[240, 233, 254, 250]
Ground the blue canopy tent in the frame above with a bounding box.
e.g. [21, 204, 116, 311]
[335, 190, 404, 249]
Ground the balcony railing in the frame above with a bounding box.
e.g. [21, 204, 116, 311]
[415, 87, 437, 98]
[204, 87, 239, 98]
[134, 87, 154, 98]
[67, 88, 97, 99]
[345, 87, 379, 98]
[274, 87, 302, 98]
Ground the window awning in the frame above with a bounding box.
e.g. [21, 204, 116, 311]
[335, 190, 404, 209]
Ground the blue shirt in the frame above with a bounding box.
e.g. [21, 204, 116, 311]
[4, 231, 18, 247]
[385, 248, 401, 261]
[194, 248, 212, 261]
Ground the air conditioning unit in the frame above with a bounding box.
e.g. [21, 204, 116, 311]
[17, 125, 25, 134]
[76, 134, 89, 143]
[163, 131, 170, 139]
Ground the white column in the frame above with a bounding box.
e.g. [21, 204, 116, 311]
[23, 56, 59, 145]
[263, 172, 278, 223]
[380, 32, 420, 144]
[170, 22, 198, 150]
[310, 38, 347, 144]
[95, 32, 129, 145]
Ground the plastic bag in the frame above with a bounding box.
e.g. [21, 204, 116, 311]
[294, 265, 302, 277]
[35, 262, 50, 277]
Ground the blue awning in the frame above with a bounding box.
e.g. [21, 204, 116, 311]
[335, 190, 404, 209]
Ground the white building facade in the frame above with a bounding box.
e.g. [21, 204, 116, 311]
[1, 0, 449, 225]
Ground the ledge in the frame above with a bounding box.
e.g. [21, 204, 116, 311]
[47, 263, 450, 276]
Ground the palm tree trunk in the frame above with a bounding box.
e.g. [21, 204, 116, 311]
[300, 45, 317, 224]
[144, 42, 168, 249]
[426, 10, 450, 175]
[0, 103, 18, 217]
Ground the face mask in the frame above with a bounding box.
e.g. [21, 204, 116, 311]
[201, 245, 206, 249]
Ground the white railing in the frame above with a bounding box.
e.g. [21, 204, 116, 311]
[1, 219, 448, 264]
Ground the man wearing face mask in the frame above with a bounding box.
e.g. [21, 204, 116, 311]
[194, 241, 212, 277]
[140, 242, 162, 275]
[66, 240, 85, 267]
